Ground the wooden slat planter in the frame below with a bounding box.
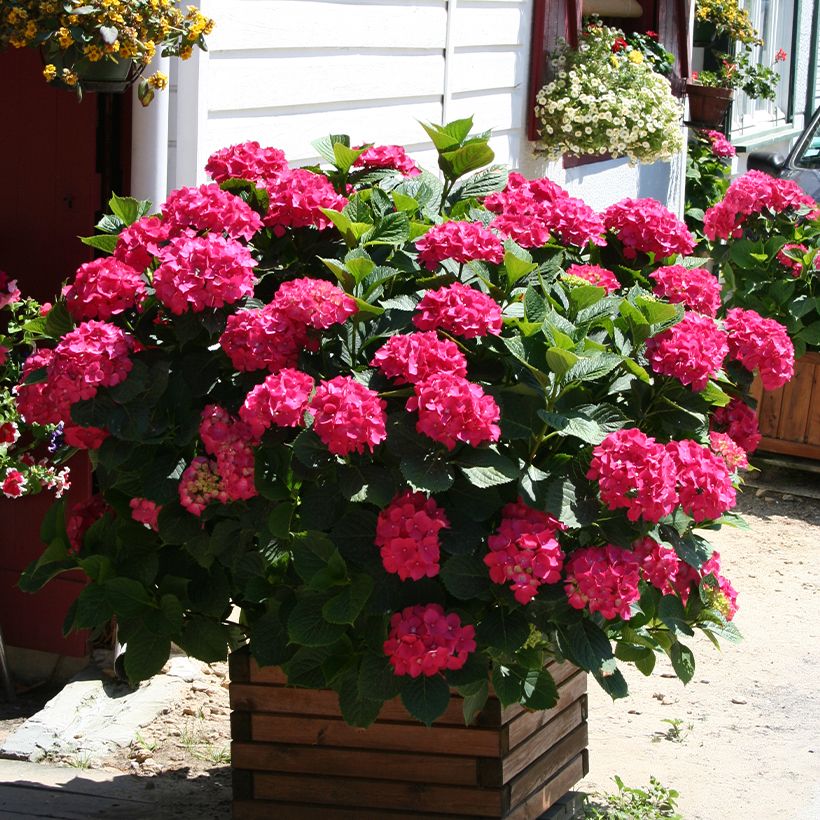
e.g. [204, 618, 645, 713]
[229, 648, 588, 819]
[750, 351, 820, 461]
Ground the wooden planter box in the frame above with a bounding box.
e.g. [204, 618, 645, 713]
[229, 648, 588, 819]
[751, 351, 820, 461]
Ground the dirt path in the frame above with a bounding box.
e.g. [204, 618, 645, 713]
[581, 478, 820, 819]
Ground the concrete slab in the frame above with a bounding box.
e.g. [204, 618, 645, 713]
[0, 658, 201, 765]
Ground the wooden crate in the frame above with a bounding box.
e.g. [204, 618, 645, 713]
[750, 351, 820, 461]
[229, 648, 588, 819]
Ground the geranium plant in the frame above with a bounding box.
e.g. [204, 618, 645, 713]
[0, 0, 213, 104]
[534, 23, 684, 165]
[690, 48, 785, 103]
[704, 170, 820, 357]
[8, 119, 795, 728]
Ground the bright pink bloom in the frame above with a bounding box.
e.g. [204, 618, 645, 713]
[161, 184, 263, 241]
[205, 141, 288, 184]
[710, 398, 761, 453]
[587, 428, 678, 523]
[633, 536, 699, 603]
[66, 494, 109, 551]
[153, 234, 256, 315]
[709, 431, 749, 471]
[371, 332, 467, 385]
[490, 211, 552, 248]
[63, 422, 108, 450]
[15, 349, 61, 426]
[354, 144, 420, 176]
[775, 243, 807, 276]
[130, 497, 161, 531]
[603, 198, 695, 259]
[666, 439, 737, 522]
[646, 313, 728, 391]
[375, 491, 450, 581]
[114, 216, 170, 271]
[63, 257, 146, 321]
[701, 129, 736, 158]
[309, 376, 387, 456]
[413, 282, 502, 338]
[415, 221, 504, 270]
[179, 456, 227, 516]
[220, 305, 309, 373]
[484, 498, 566, 604]
[240, 368, 315, 436]
[564, 545, 641, 620]
[565, 264, 620, 293]
[703, 171, 815, 240]
[273, 278, 357, 329]
[408, 373, 500, 450]
[383, 604, 476, 677]
[724, 308, 794, 390]
[0, 345, 7, 366]
[2, 468, 27, 498]
[649, 265, 721, 317]
[263, 168, 347, 236]
[700, 551, 739, 620]
[775, 48, 787, 62]
[0, 271, 21, 309]
[199, 405, 259, 501]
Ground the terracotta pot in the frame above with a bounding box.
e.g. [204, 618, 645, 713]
[685, 84, 734, 129]
[229, 647, 589, 819]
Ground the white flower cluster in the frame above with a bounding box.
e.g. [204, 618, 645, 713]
[534, 27, 684, 165]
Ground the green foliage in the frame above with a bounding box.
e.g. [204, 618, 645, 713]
[584, 775, 682, 819]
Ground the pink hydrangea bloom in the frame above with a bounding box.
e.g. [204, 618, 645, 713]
[15, 349, 61, 426]
[484, 498, 566, 604]
[490, 212, 553, 248]
[702, 129, 736, 158]
[371, 332, 467, 385]
[263, 168, 348, 236]
[546, 195, 609, 248]
[2, 468, 27, 498]
[700, 551, 739, 620]
[375, 491, 450, 581]
[161, 184, 263, 241]
[413, 282, 503, 338]
[633, 536, 699, 603]
[649, 265, 721, 317]
[710, 398, 761, 454]
[564, 545, 641, 620]
[63, 422, 108, 450]
[179, 456, 227, 516]
[154, 234, 256, 315]
[130, 497, 161, 531]
[199, 405, 259, 501]
[724, 308, 795, 390]
[273, 278, 357, 329]
[709, 431, 749, 472]
[0, 271, 21, 309]
[309, 376, 387, 456]
[645, 313, 729, 391]
[63, 257, 146, 321]
[587, 428, 678, 523]
[240, 368, 315, 436]
[407, 373, 500, 450]
[220, 305, 309, 373]
[703, 171, 816, 240]
[564, 264, 620, 293]
[66, 494, 109, 552]
[415, 221, 505, 270]
[383, 604, 476, 677]
[603, 198, 695, 259]
[353, 144, 420, 176]
[205, 141, 288, 184]
[0, 345, 7, 366]
[114, 216, 170, 272]
[666, 439, 737, 522]
[775, 243, 807, 276]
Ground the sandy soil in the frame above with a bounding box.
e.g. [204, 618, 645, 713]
[580, 479, 820, 820]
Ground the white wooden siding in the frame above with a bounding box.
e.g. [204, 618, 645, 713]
[172, 0, 533, 184]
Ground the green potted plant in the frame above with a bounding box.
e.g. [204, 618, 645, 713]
[0, 0, 213, 103]
[5, 120, 796, 816]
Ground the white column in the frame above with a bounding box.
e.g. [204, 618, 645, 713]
[130, 56, 170, 211]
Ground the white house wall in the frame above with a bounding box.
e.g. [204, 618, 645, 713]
[168, 0, 683, 214]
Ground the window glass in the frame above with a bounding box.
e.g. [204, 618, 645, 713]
[794, 116, 820, 168]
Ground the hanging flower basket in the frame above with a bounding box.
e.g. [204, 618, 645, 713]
[42, 43, 141, 94]
[686, 84, 734, 128]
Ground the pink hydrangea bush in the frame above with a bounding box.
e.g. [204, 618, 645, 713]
[7, 122, 754, 729]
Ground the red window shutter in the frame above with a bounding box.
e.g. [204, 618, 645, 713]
[657, 0, 691, 96]
[527, 0, 583, 140]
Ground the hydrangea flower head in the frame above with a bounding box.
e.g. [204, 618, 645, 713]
[114, 215, 170, 272]
[240, 368, 315, 436]
[724, 308, 794, 390]
[415, 221, 504, 270]
[710, 398, 760, 453]
[63, 257, 146, 321]
[371, 332, 467, 385]
[273, 278, 357, 329]
[205, 141, 288, 184]
[649, 265, 721, 317]
[564, 545, 641, 620]
[666, 439, 737, 522]
[413, 282, 502, 338]
[603, 198, 695, 259]
[264, 168, 348, 236]
[564, 264, 620, 293]
[220, 305, 309, 373]
[161, 184, 263, 240]
[354, 144, 420, 176]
